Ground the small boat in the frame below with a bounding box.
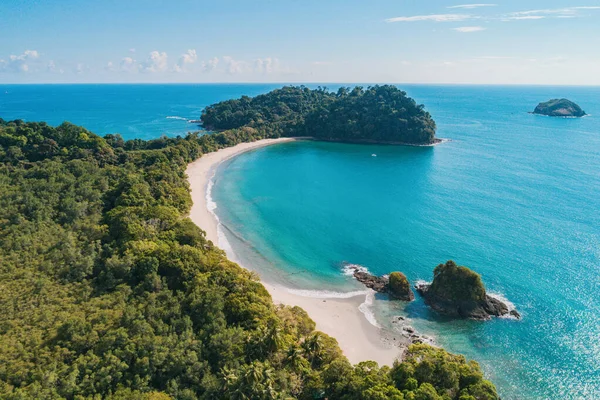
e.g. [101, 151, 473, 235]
[371, 154, 377, 157]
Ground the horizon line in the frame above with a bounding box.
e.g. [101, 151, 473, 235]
[2, 82, 600, 87]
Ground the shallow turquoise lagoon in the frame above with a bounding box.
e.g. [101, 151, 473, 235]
[3, 83, 599, 399]
[212, 86, 600, 399]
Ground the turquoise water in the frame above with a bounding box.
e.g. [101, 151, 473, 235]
[2, 83, 598, 399]
[212, 86, 600, 400]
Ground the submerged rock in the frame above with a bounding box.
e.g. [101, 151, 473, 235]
[533, 99, 586, 117]
[415, 260, 521, 320]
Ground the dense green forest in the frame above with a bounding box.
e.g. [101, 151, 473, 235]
[200, 85, 438, 145]
[0, 119, 495, 399]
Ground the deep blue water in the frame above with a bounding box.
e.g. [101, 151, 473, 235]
[0, 84, 287, 139]
[2, 84, 599, 399]
[212, 86, 600, 400]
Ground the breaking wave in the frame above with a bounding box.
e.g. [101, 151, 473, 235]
[341, 263, 370, 276]
[166, 115, 188, 120]
[286, 288, 370, 299]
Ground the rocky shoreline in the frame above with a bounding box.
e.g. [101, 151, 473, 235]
[348, 266, 415, 301]
[347, 261, 520, 321]
[415, 281, 521, 320]
[391, 316, 436, 347]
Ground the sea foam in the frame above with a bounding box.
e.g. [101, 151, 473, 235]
[341, 263, 370, 276]
[286, 288, 381, 328]
[358, 291, 381, 328]
[206, 172, 242, 264]
[487, 291, 520, 320]
[166, 115, 188, 120]
[286, 288, 370, 299]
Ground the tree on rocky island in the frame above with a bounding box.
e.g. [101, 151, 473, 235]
[349, 267, 415, 301]
[388, 271, 415, 301]
[416, 261, 520, 320]
[532, 98, 586, 117]
[429, 261, 486, 304]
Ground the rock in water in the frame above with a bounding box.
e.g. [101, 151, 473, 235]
[415, 260, 521, 320]
[388, 272, 415, 301]
[348, 266, 415, 301]
[352, 270, 388, 293]
[533, 99, 586, 117]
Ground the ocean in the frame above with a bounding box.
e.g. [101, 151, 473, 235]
[2, 83, 599, 399]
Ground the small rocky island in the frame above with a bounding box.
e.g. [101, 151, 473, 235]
[532, 98, 586, 117]
[415, 260, 520, 320]
[348, 266, 414, 301]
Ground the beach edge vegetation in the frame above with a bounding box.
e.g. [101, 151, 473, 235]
[0, 113, 496, 399]
[201, 85, 438, 145]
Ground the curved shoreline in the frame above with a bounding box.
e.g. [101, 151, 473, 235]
[186, 138, 406, 365]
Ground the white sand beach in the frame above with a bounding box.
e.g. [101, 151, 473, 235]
[186, 138, 404, 366]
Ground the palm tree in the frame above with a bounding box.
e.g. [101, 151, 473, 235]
[302, 333, 324, 368]
[286, 345, 303, 370]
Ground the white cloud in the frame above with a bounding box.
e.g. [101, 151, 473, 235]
[312, 61, 332, 66]
[201, 57, 219, 72]
[0, 50, 40, 73]
[453, 26, 486, 32]
[222, 56, 248, 74]
[448, 4, 496, 9]
[141, 51, 168, 73]
[386, 14, 472, 22]
[254, 57, 280, 74]
[505, 6, 600, 20]
[506, 15, 545, 20]
[174, 49, 198, 72]
[105, 61, 116, 71]
[120, 57, 138, 72]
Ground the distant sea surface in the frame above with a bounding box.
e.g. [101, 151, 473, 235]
[0, 83, 289, 139]
[2, 84, 599, 399]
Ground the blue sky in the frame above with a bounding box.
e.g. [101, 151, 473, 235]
[1, 0, 599, 84]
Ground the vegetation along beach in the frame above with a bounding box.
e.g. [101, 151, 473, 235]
[2, 1, 600, 398]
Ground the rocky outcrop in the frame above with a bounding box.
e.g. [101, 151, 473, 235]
[388, 272, 414, 301]
[349, 266, 414, 301]
[533, 99, 586, 117]
[415, 261, 521, 320]
[352, 269, 388, 292]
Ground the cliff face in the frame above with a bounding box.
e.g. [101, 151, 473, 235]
[416, 261, 520, 320]
[533, 99, 586, 117]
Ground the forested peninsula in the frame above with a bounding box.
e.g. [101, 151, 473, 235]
[0, 113, 494, 398]
[201, 85, 439, 145]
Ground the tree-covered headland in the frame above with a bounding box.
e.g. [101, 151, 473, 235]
[201, 85, 438, 145]
[0, 114, 494, 399]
